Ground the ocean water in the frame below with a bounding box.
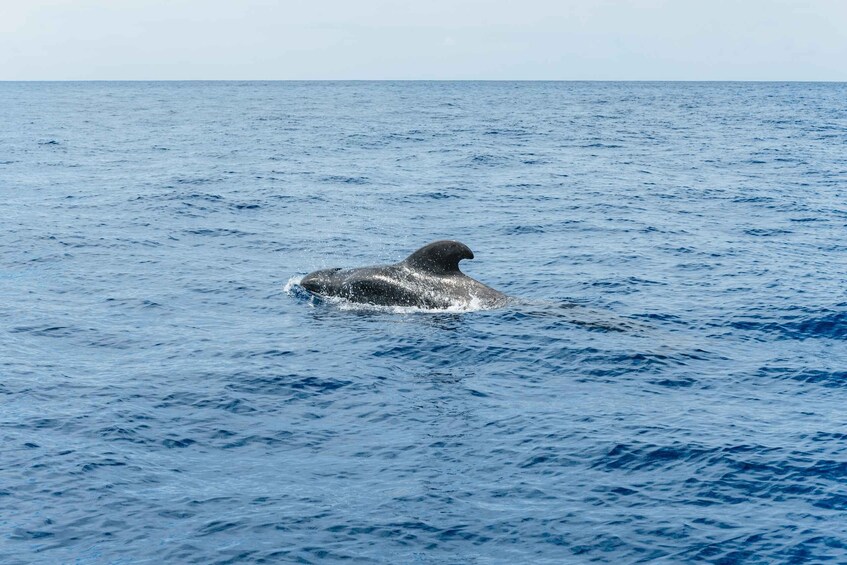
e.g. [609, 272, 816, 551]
[1, 81, 845, 564]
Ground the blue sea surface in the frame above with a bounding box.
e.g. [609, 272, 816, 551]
[1, 81, 846, 563]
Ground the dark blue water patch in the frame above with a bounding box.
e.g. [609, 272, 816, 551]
[732, 195, 776, 204]
[77, 458, 128, 474]
[181, 192, 224, 201]
[175, 176, 221, 186]
[161, 438, 196, 449]
[580, 142, 624, 149]
[483, 128, 533, 138]
[757, 366, 847, 388]
[505, 225, 546, 235]
[319, 175, 369, 184]
[97, 425, 153, 445]
[156, 391, 258, 414]
[385, 131, 427, 142]
[226, 373, 352, 398]
[786, 309, 847, 340]
[184, 227, 254, 237]
[231, 202, 262, 210]
[421, 191, 458, 200]
[744, 228, 794, 237]
[397, 189, 467, 202]
[586, 277, 664, 294]
[789, 216, 831, 223]
[727, 307, 847, 341]
[648, 376, 699, 388]
[466, 153, 508, 166]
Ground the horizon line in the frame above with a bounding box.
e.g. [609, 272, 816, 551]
[2, 79, 845, 83]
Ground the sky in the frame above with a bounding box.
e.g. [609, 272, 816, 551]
[1, 0, 845, 80]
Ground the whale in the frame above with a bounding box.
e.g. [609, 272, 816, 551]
[299, 240, 509, 309]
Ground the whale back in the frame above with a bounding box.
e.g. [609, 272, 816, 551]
[400, 240, 474, 276]
[300, 239, 509, 309]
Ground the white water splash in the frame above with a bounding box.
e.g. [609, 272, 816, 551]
[331, 294, 492, 314]
[285, 276, 498, 314]
[283, 275, 303, 294]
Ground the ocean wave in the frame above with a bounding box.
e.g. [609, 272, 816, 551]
[3, 81, 846, 565]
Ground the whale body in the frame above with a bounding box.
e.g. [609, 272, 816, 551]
[300, 240, 509, 310]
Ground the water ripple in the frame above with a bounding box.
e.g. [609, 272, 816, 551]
[1, 81, 846, 564]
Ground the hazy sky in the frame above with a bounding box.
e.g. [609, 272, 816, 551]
[1, 0, 845, 80]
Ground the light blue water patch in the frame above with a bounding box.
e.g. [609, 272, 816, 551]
[1, 81, 846, 564]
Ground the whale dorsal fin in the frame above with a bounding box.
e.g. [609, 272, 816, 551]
[401, 240, 474, 275]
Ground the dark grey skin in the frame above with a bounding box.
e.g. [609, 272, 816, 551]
[300, 240, 510, 309]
